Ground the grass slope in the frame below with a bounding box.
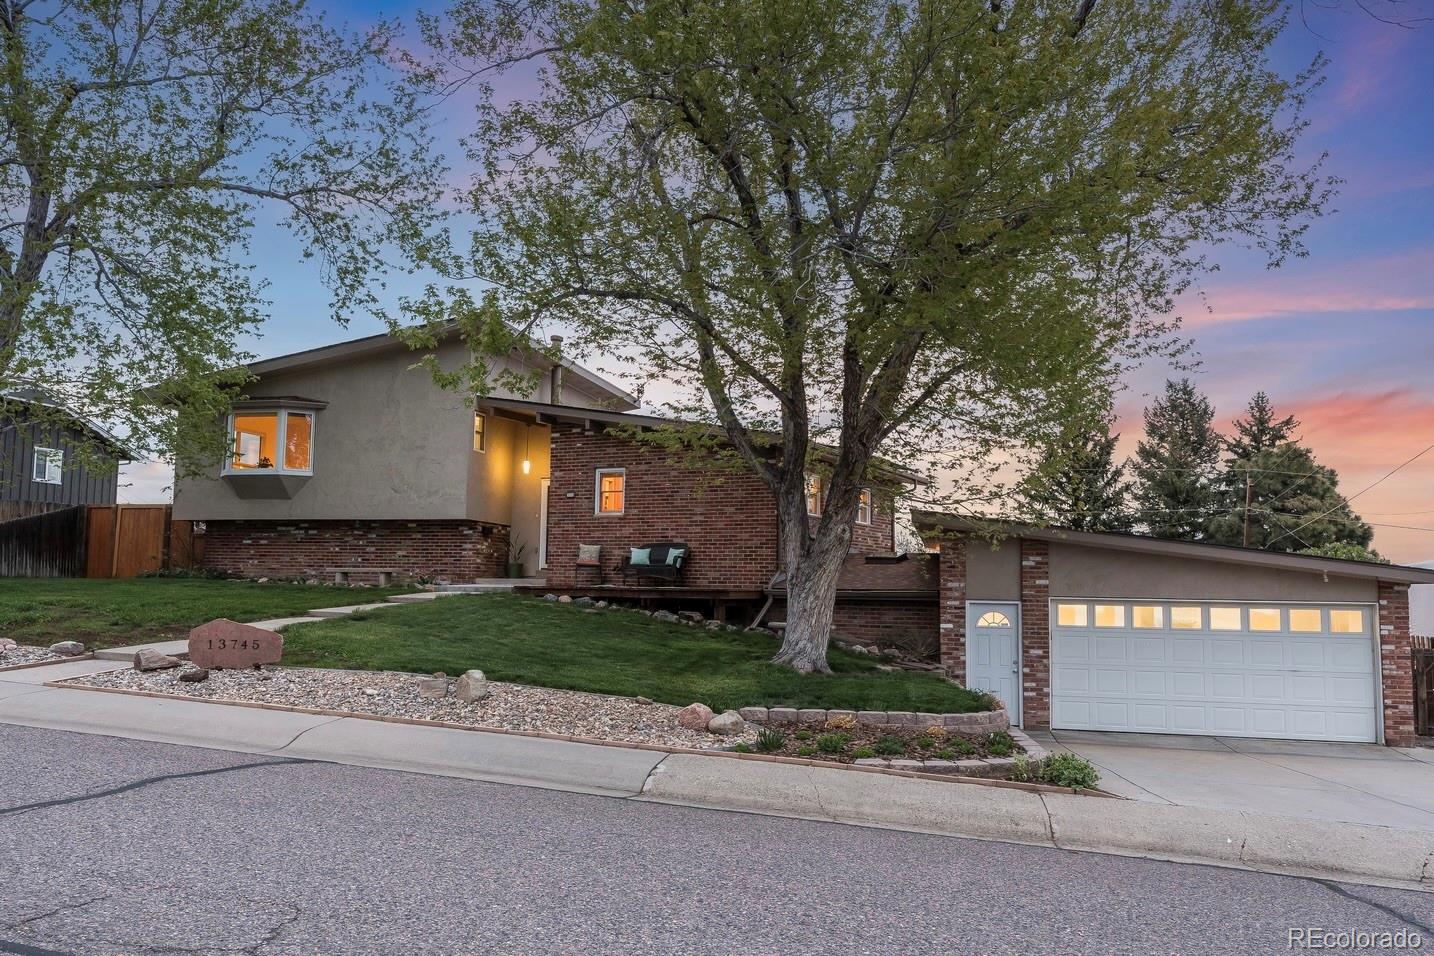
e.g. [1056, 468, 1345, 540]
[0, 578, 407, 650]
[282, 593, 989, 713]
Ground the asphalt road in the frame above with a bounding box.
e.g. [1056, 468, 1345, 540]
[3, 725, 1433, 956]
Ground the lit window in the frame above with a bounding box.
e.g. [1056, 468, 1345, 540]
[805, 474, 822, 516]
[1171, 607, 1202, 630]
[857, 488, 872, 525]
[473, 413, 486, 452]
[596, 469, 625, 515]
[227, 410, 315, 474]
[976, 611, 1012, 628]
[32, 447, 63, 484]
[1330, 609, 1366, 634]
[1057, 604, 1088, 627]
[1132, 606, 1164, 629]
[1209, 607, 1242, 630]
[1250, 607, 1281, 632]
[1094, 605, 1126, 628]
[1289, 609, 1322, 633]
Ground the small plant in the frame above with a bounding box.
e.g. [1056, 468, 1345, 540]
[851, 746, 876, 759]
[796, 745, 817, 757]
[934, 748, 955, 760]
[731, 743, 754, 754]
[952, 738, 977, 757]
[915, 735, 936, 751]
[987, 730, 1015, 757]
[754, 728, 786, 753]
[1009, 754, 1033, 782]
[825, 714, 857, 731]
[925, 725, 948, 738]
[1039, 753, 1101, 790]
[793, 729, 813, 741]
[874, 735, 906, 757]
[816, 733, 850, 754]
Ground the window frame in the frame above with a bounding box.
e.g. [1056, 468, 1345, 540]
[222, 409, 316, 477]
[594, 467, 626, 516]
[473, 413, 486, 453]
[805, 473, 823, 517]
[856, 488, 872, 525]
[32, 446, 63, 485]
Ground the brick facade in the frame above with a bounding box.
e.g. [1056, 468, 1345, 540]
[544, 424, 898, 590]
[767, 598, 939, 656]
[1379, 581, 1416, 747]
[1018, 539, 1051, 731]
[937, 537, 967, 681]
[200, 519, 508, 584]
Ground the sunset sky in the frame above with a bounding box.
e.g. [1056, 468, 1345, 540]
[119, 2, 1434, 564]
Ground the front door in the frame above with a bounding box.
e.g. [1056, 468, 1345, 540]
[967, 602, 1022, 725]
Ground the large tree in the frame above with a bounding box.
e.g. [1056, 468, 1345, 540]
[1, 0, 443, 469]
[1130, 379, 1222, 540]
[1017, 418, 1133, 533]
[1207, 444, 1375, 551]
[420, 0, 1330, 671]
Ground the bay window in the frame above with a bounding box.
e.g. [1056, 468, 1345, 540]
[226, 409, 314, 475]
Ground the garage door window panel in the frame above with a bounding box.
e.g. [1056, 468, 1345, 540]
[1171, 606, 1203, 630]
[1132, 605, 1164, 629]
[1094, 605, 1125, 628]
[1329, 609, 1366, 634]
[1249, 607, 1282, 632]
[1209, 606, 1242, 631]
[1289, 609, 1322, 633]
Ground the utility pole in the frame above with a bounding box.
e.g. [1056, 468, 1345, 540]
[1242, 471, 1253, 548]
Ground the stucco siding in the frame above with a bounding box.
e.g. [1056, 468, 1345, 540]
[965, 538, 1022, 601]
[1048, 541, 1378, 603]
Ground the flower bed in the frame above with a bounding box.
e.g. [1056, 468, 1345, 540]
[735, 718, 1036, 776]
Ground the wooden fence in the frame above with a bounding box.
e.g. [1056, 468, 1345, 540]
[0, 504, 201, 579]
[1415, 647, 1434, 738]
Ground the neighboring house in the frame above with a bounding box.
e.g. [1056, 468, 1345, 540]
[912, 513, 1434, 747]
[1, 390, 130, 520]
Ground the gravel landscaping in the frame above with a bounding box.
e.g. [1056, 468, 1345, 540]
[62, 665, 760, 750]
[0, 643, 75, 669]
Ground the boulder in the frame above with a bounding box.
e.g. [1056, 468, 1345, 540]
[178, 667, 210, 683]
[134, 648, 181, 671]
[543, 593, 560, 602]
[557, 595, 573, 604]
[48, 641, 85, 657]
[417, 677, 449, 699]
[676, 702, 715, 730]
[707, 710, 747, 736]
[188, 619, 282, 670]
[652, 610, 681, 624]
[573, 596, 595, 607]
[704, 620, 724, 631]
[0, 638, 18, 653]
[454, 669, 490, 702]
[847, 644, 869, 655]
[594, 600, 609, 609]
[678, 611, 704, 623]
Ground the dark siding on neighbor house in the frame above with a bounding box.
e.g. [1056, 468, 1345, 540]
[0, 416, 121, 514]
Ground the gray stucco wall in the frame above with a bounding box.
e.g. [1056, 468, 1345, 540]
[1048, 541, 1378, 604]
[965, 538, 1021, 601]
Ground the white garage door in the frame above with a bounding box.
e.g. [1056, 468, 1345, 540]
[1050, 601, 1378, 743]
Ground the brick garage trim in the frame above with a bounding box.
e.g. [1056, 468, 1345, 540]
[1379, 581, 1415, 747]
[201, 519, 508, 584]
[937, 536, 967, 680]
[1019, 539, 1051, 731]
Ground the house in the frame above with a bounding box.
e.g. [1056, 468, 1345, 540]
[1, 390, 131, 521]
[912, 512, 1434, 747]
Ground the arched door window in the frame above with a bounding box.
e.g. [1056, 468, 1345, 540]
[976, 611, 1012, 628]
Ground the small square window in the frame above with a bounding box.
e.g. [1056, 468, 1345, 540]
[473, 413, 486, 452]
[1249, 607, 1281, 632]
[32, 447, 63, 484]
[1209, 607, 1242, 630]
[1132, 606, 1164, 629]
[1330, 609, 1366, 634]
[596, 469, 625, 514]
[1171, 607, 1203, 630]
[1094, 605, 1125, 628]
[857, 489, 872, 525]
[1289, 609, 1322, 633]
[1057, 603, 1088, 627]
[805, 474, 822, 516]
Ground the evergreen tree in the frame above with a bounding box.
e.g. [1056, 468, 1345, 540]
[1226, 392, 1299, 461]
[1130, 380, 1222, 539]
[1206, 443, 1375, 552]
[1019, 421, 1133, 532]
[1297, 542, 1388, 564]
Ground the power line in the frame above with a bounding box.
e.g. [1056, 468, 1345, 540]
[1265, 440, 1434, 549]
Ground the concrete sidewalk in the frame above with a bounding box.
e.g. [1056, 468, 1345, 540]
[5, 663, 1434, 890]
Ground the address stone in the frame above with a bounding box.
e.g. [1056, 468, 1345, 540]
[188, 619, 283, 670]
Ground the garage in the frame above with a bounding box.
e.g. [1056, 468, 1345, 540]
[1050, 601, 1379, 743]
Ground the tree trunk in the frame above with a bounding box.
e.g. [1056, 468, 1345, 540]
[770, 483, 853, 674]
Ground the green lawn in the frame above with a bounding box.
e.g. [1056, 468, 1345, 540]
[0, 578, 408, 650]
[282, 593, 989, 713]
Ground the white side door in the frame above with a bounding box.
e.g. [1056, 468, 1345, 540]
[967, 602, 1022, 725]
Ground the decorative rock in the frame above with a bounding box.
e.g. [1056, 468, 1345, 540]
[704, 620, 723, 630]
[454, 669, 490, 702]
[678, 611, 704, 623]
[635, 696, 654, 705]
[675, 702, 714, 730]
[417, 677, 449, 699]
[48, 641, 85, 657]
[178, 667, 210, 683]
[706, 710, 746, 735]
[652, 610, 681, 624]
[543, 593, 560, 601]
[594, 600, 609, 609]
[847, 644, 869, 655]
[558, 595, 573, 604]
[188, 619, 283, 670]
[573, 596, 595, 607]
[134, 648, 181, 671]
[0, 638, 18, 651]
[738, 707, 769, 723]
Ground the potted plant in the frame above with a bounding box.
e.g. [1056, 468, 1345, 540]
[507, 536, 527, 578]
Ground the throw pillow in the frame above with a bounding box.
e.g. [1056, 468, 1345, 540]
[629, 547, 651, 566]
[666, 548, 685, 566]
[577, 543, 601, 562]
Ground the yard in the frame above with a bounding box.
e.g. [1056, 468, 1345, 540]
[281, 593, 990, 713]
[0, 578, 407, 650]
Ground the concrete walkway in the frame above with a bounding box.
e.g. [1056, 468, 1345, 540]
[1038, 729, 1434, 831]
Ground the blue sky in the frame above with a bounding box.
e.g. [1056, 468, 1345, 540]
[122, 1, 1434, 562]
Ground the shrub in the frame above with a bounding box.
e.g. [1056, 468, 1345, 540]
[915, 735, 936, 751]
[794, 730, 812, 741]
[925, 725, 948, 738]
[731, 743, 754, 754]
[816, 733, 850, 754]
[851, 746, 876, 759]
[987, 731, 1015, 757]
[754, 728, 786, 753]
[796, 745, 817, 757]
[1009, 754, 1033, 782]
[934, 749, 955, 760]
[874, 735, 906, 757]
[952, 738, 976, 756]
[1039, 753, 1101, 790]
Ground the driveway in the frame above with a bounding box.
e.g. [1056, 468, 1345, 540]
[1037, 729, 1434, 830]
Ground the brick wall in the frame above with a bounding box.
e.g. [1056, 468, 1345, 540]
[1379, 581, 1415, 747]
[545, 425, 781, 589]
[1019, 539, 1051, 730]
[937, 536, 968, 680]
[767, 598, 939, 656]
[849, 494, 897, 553]
[201, 519, 508, 584]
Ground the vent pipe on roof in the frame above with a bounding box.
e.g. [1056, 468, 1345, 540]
[549, 335, 564, 405]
